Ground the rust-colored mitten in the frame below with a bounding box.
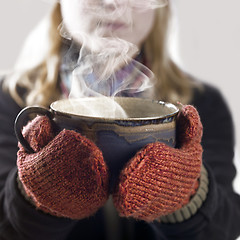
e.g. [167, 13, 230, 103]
[17, 116, 109, 219]
[113, 105, 203, 222]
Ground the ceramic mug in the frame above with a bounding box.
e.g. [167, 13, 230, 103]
[15, 97, 179, 188]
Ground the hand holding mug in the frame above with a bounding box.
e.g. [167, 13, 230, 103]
[113, 105, 203, 222]
[17, 115, 109, 219]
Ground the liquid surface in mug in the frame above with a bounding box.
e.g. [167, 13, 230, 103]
[51, 98, 178, 119]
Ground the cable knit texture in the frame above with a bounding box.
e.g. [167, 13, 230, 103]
[17, 116, 109, 219]
[113, 105, 203, 222]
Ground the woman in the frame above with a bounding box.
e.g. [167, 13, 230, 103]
[0, 1, 239, 239]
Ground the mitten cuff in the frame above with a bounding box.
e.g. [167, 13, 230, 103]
[16, 173, 36, 207]
[159, 164, 208, 223]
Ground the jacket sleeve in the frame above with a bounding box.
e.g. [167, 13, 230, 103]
[152, 83, 240, 240]
[0, 80, 77, 240]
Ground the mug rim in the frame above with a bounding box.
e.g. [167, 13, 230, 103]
[50, 97, 179, 122]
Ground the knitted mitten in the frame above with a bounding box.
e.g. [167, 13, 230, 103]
[17, 116, 109, 219]
[113, 105, 203, 222]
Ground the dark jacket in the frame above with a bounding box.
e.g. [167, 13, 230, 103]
[0, 78, 240, 240]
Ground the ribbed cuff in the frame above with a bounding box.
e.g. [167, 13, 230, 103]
[3, 168, 77, 240]
[16, 173, 37, 207]
[159, 164, 209, 223]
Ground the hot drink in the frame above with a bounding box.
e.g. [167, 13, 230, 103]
[15, 97, 179, 190]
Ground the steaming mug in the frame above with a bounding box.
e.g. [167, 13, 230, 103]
[15, 97, 179, 189]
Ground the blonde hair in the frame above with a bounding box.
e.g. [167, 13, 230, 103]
[3, 2, 197, 107]
[144, 4, 195, 103]
[3, 3, 62, 107]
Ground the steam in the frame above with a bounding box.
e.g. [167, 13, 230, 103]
[68, 43, 156, 98]
[131, 0, 168, 11]
[60, 0, 168, 116]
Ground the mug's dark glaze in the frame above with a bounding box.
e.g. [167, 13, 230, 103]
[15, 97, 179, 190]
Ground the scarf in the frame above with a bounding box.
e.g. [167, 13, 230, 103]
[59, 42, 154, 99]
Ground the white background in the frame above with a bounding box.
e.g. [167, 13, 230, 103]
[0, 0, 239, 190]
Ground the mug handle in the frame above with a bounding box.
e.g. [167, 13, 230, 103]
[14, 106, 54, 153]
